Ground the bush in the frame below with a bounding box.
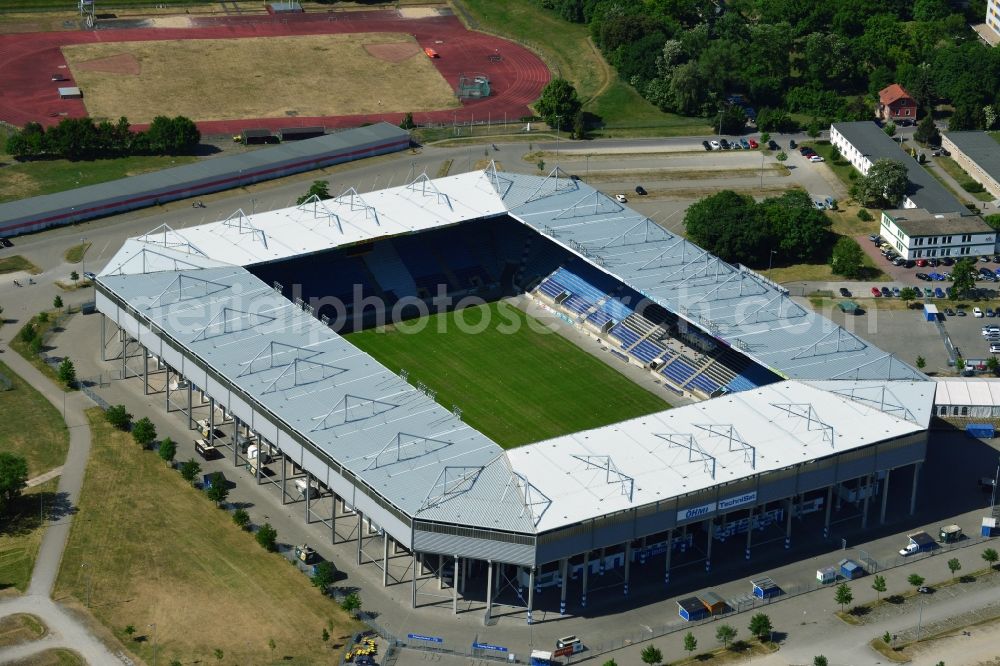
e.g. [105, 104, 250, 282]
[857, 209, 873, 222]
[962, 180, 985, 193]
[19, 322, 37, 343]
[105, 404, 132, 430]
[131, 416, 156, 448]
[232, 508, 251, 530]
[256, 522, 278, 551]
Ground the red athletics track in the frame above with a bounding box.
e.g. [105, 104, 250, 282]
[0, 9, 549, 133]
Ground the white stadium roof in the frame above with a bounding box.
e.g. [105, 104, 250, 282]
[97, 167, 936, 535]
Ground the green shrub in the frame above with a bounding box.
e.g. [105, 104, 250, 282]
[962, 180, 985, 193]
[857, 209, 873, 222]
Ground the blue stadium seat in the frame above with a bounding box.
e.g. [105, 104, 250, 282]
[661, 359, 696, 385]
[631, 339, 666, 365]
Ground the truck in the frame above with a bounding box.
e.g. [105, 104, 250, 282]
[899, 531, 935, 556]
[939, 524, 962, 543]
[194, 438, 220, 461]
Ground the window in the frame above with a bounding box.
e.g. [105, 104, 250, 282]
[961, 247, 971, 255]
[914, 250, 922, 258]
[962, 234, 972, 242]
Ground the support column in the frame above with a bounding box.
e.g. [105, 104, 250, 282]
[623, 542, 631, 595]
[461, 558, 468, 595]
[823, 486, 834, 538]
[665, 529, 673, 585]
[304, 472, 311, 521]
[526, 566, 536, 624]
[910, 462, 922, 515]
[186, 381, 193, 430]
[705, 522, 713, 572]
[382, 532, 389, 587]
[122, 335, 128, 379]
[281, 458, 288, 505]
[438, 554, 444, 590]
[452, 555, 459, 615]
[785, 498, 793, 548]
[861, 475, 872, 529]
[599, 547, 606, 575]
[165, 367, 171, 412]
[142, 346, 149, 395]
[559, 558, 568, 615]
[880, 469, 891, 524]
[101, 314, 107, 361]
[232, 417, 240, 467]
[209, 397, 216, 447]
[485, 560, 494, 620]
[357, 511, 364, 566]
[581, 551, 589, 607]
[331, 495, 337, 544]
[745, 508, 754, 560]
[411, 551, 418, 609]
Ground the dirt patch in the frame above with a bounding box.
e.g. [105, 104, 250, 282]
[73, 52, 141, 76]
[147, 16, 194, 29]
[0, 613, 47, 647]
[398, 7, 444, 18]
[61, 33, 459, 123]
[363, 40, 420, 63]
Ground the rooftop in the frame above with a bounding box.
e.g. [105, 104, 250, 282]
[945, 131, 1000, 183]
[832, 121, 968, 215]
[879, 84, 913, 106]
[883, 208, 994, 237]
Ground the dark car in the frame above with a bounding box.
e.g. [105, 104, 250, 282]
[767, 140, 779, 151]
[839, 287, 851, 297]
[720, 138, 731, 149]
[880, 286, 891, 297]
[915, 272, 930, 281]
[941, 257, 954, 266]
[0, 238, 11, 248]
[635, 185, 647, 195]
[944, 307, 956, 316]
[928, 258, 939, 267]
[917, 586, 932, 594]
[789, 139, 797, 149]
[799, 147, 814, 156]
[702, 140, 712, 151]
[904, 260, 916, 268]
[868, 234, 880, 243]
[932, 148, 951, 157]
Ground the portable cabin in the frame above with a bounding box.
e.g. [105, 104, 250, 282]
[751, 577, 781, 599]
[839, 558, 864, 580]
[678, 597, 709, 621]
[699, 591, 728, 615]
[816, 566, 837, 584]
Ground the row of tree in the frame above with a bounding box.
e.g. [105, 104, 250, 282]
[683, 189, 831, 267]
[5, 115, 200, 161]
[629, 612, 774, 663]
[535, 0, 1000, 130]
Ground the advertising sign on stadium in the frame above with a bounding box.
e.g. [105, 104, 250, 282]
[678, 502, 715, 521]
[718, 491, 757, 511]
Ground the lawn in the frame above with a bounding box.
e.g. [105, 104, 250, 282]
[800, 141, 858, 191]
[0, 155, 197, 204]
[53, 408, 360, 665]
[0, 359, 69, 477]
[933, 156, 993, 202]
[10, 311, 73, 392]
[8, 649, 84, 666]
[0, 479, 58, 594]
[0, 256, 41, 275]
[62, 242, 91, 264]
[347, 302, 670, 447]
[0, 613, 47, 647]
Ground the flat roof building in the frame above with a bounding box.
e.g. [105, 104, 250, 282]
[942, 131, 1000, 200]
[880, 208, 996, 260]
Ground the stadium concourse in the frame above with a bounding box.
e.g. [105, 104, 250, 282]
[93, 167, 935, 624]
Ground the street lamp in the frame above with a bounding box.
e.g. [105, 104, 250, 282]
[555, 115, 561, 159]
[80, 237, 88, 277]
[80, 563, 91, 607]
[768, 250, 777, 275]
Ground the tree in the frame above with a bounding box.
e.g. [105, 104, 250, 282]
[916, 355, 926, 370]
[872, 575, 887, 603]
[602, 661, 616, 666]
[908, 573, 925, 591]
[719, 106, 747, 135]
[256, 522, 278, 551]
[399, 112, 415, 130]
[759, 132, 771, 145]
[53, 295, 63, 309]
[70, 271, 79, 283]
[915, 115, 941, 146]
[683, 632, 697, 654]
[105, 404, 132, 430]
[232, 508, 251, 530]
[901, 288, 918, 304]
[57, 358, 76, 388]
[322, 628, 330, 642]
[956, 356, 966, 373]
[124, 624, 136, 639]
[830, 237, 865, 279]
[214, 648, 224, 661]
[982, 547, 999, 573]
[947, 557, 962, 580]
[312, 560, 337, 591]
[834, 582, 853, 611]
[206, 472, 229, 506]
[716, 624, 737, 649]
[0, 453, 29, 514]
[883, 122, 897, 137]
[814, 656, 828, 666]
[684, 190, 764, 264]
[296, 180, 331, 205]
[20, 322, 36, 344]
[341, 592, 361, 615]
[951, 258, 976, 299]
[748, 613, 773, 641]
[131, 417, 156, 449]
[775, 150, 787, 162]
[641, 645, 662, 665]
[29, 338, 42, 355]
[535, 78, 582, 132]
[854, 159, 908, 208]
[158, 437, 176, 465]
[179, 458, 201, 484]
[987, 356, 999, 375]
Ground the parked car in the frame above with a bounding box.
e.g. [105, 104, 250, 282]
[703, 140, 712, 151]
[809, 155, 825, 162]
[740, 138, 750, 149]
[789, 139, 797, 149]
[932, 148, 951, 157]
[83, 271, 96, 281]
[635, 185, 647, 195]
[893, 287, 901, 297]
[720, 139, 730, 149]
[839, 287, 852, 297]
[905, 260, 916, 268]
[768, 140, 779, 150]
[924, 287, 934, 297]
[957, 309, 967, 316]
[615, 194, 628, 203]
[710, 140, 721, 149]
[749, 138, 758, 149]
[881, 286, 892, 297]
[988, 308, 996, 318]
[869, 234, 881, 243]
[944, 307, 956, 316]
[941, 257, 954, 266]
[0, 238, 12, 248]
[892, 257, 905, 266]
[871, 287, 882, 297]
[915, 272, 930, 281]
[927, 258, 939, 267]
[934, 287, 945, 298]
[974, 307, 985, 317]
[916, 259, 928, 267]
[982, 256, 993, 263]
[799, 147, 814, 156]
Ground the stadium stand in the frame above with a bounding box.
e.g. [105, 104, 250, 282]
[364, 241, 417, 299]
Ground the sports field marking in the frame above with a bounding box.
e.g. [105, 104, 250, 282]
[62, 33, 460, 124]
[347, 301, 670, 448]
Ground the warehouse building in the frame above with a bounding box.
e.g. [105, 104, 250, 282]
[942, 131, 1000, 200]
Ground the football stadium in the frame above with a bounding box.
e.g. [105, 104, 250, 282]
[94, 165, 936, 623]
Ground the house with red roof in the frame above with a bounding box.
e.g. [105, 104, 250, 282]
[876, 84, 918, 123]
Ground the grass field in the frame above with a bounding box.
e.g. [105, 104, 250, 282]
[62, 242, 91, 264]
[0, 359, 69, 476]
[0, 479, 57, 594]
[0, 614, 46, 647]
[347, 301, 670, 447]
[63, 33, 458, 124]
[9, 649, 84, 666]
[0, 256, 41, 275]
[0, 155, 197, 204]
[53, 408, 360, 665]
[934, 156, 994, 202]
[10, 311, 74, 392]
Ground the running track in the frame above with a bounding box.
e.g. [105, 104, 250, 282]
[0, 10, 549, 133]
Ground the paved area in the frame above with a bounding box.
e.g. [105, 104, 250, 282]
[24, 466, 63, 488]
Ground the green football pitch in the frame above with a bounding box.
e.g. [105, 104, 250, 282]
[347, 301, 670, 448]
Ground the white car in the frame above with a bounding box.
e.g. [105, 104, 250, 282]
[808, 155, 825, 163]
[974, 307, 984, 318]
[899, 543, 918, 556]
[710, 140, 721, 150]
[615, 194, 628, 203]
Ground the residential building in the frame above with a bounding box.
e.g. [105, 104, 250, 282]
[876, 84, 917, 123]
[830, 121, 968, 214]
[942, 131, 1000, 200]
[880, 209, 995, 260]
[988, 0, 1000, 40]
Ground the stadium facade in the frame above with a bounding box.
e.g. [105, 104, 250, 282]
[95, 168, 935, 621]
